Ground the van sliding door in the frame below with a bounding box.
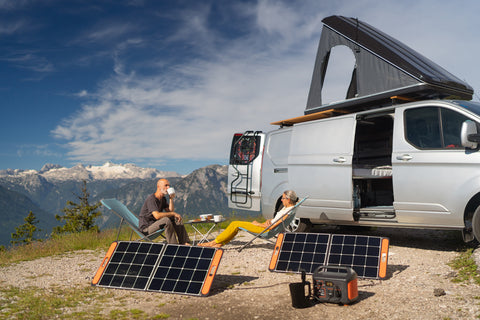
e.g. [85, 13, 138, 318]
[288, 115, 356, 221]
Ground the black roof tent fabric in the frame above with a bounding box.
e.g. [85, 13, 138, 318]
[305, 15, 473, 115]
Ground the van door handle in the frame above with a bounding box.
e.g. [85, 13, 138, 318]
[396, 154, 413, 161]
[333, 157, 346, 163]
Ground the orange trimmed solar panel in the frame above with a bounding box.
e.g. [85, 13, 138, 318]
[269, 233, 389, 280]
[92, 241, 223, 296]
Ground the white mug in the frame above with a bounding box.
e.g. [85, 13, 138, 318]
[167, 187, 175, 196]
[214, 215, 223, 222]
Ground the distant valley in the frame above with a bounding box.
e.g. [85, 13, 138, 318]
[0, 162, 255, 247]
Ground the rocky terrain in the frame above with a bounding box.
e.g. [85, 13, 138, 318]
[1, 227, 480, 319]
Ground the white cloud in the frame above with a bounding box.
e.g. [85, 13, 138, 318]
[53, 1, 322, 165]
[85, 23, 137, 43]
[0, 20, 25, 34]
[53, 0, 480, 166]
[167, 4, 213, 46]
[75, 90, 88, 97]
[0, 51, 54, 74]
[0, 0, 33, 10]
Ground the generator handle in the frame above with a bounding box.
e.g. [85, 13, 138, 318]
[312, 265, 357, 279]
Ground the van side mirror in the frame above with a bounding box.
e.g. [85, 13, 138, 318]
[461, 120, 480, 149]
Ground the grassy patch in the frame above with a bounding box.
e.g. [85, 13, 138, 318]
[1, 215, 266, 266]
[448, 248, 480, 285]
[0, 229, 119, 266]
[0, 285, 173, 320]
[0, 285, 108, 319]
[0, 218, 267, 319]
[109, 308, 151, 319]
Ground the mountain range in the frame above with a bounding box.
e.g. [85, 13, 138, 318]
[0, 162, 254, 247]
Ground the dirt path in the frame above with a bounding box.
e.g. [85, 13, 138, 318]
[1, 227, 479, 319]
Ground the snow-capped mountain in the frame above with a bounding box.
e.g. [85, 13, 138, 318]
[0, 163, 241, 248]
[0, 162, 181, 182]
[0, 162, 182, 226]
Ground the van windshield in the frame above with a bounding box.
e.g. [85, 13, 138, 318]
[452, 100, 480, 116]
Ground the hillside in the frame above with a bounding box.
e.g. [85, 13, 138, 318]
[0, 185, 56, 246]
[95, 165, 237, 229]
[0, 163, 255, 247]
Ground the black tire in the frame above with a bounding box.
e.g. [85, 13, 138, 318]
[472, 206, 480, 243]
[287, 218, 312, 233]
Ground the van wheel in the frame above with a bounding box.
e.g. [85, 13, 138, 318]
[472, 207, 480, 243]
[287, 218, 312, 233]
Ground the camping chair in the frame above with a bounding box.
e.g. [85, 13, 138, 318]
[101, 198, 166, 242]
[237, 197, 308, 252]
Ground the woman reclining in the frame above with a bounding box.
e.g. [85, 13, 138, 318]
[199, 190, 298, 248]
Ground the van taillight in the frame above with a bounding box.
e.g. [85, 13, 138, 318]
[260, 144, 264, 192]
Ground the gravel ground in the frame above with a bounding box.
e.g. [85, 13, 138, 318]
[1, 226, 480, 319]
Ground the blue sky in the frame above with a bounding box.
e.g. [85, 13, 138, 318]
[1, 0, 479, 174]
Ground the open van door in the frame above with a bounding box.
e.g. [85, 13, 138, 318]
[228, 131, 265, 211]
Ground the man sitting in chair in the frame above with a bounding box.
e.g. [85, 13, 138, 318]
[199, 190, 298, 248]
[139, 179, 190, 245]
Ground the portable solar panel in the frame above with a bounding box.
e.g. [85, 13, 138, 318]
[92, 241, 223, 296]
[269, 233, 389, 279]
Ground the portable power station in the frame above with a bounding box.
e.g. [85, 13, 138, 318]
[312, 266, 358, 305]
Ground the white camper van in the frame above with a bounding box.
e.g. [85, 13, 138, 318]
[227, 16, 480, 242]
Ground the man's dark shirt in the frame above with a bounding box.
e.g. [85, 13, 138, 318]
[139, 193, 168, 230]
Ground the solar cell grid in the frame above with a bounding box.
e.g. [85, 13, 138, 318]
[148, 245, 216, 295]
[96, 242, 165, 290]
[273, 232, 331, 274]
[269, 233, 389, 279]
[92, 241, 223, 296]
[327, 235, 383, 278]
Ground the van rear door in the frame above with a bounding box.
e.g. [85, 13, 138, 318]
[228, 131, 265, 211]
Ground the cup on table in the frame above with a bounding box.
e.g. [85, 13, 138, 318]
[214, 215, 223, 222]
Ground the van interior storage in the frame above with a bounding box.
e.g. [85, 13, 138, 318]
[353, 113, 394, 219]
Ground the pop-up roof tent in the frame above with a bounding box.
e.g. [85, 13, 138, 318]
[305, 15, 474, 115]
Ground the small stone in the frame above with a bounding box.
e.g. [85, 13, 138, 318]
[433, 288, 446, 297]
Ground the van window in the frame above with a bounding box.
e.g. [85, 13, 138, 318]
[229, 135, 261, 165]
[267, 130, 290, 166]
[321, 45, 357, 104]
[441, 108, 469, 148]
[405, 107, 470, 149]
